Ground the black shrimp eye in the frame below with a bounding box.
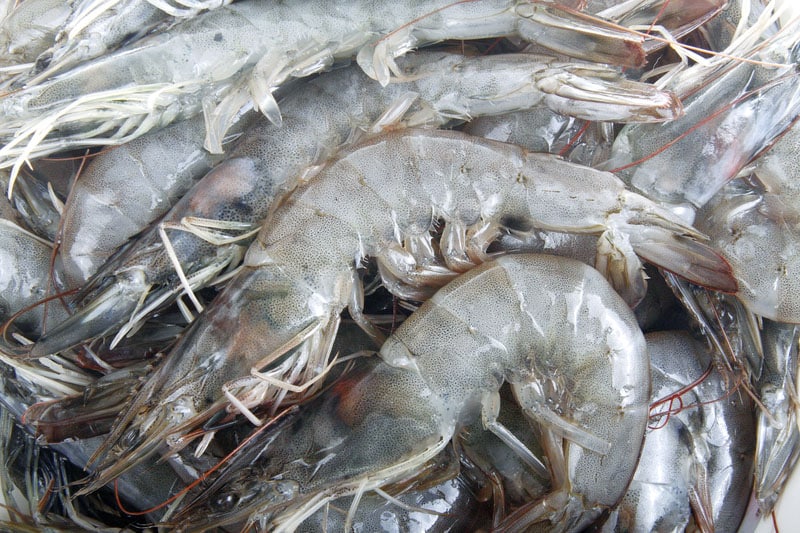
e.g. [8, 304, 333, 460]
[211, 492, 240, 512]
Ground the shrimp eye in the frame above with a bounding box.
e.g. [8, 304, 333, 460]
[211, 493, 239, 512]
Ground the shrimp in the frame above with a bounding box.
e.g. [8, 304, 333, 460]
[751, 115, 800, 222]
[58, 114, 234, 288]
[0, 218, 69, 339]
[170, 253, 650, 532]
[754, 320, 800, 514]
[22, 0, 233, 87]
[596, 0, 728, 54]
[0, 0, 74, 82]
[698, 0, 772, 52]
[605, 330, 755, 532]
[8, 170, 63, 243]
[33, 50, 682, 358]
[464, 108, 595, 162]
[0, 0, 652, 189]
[76, 128, 731, 495]
[0, 399, 193, 529]
[456, 383, 552, 526]
[297, 442, 490, 532]
[694, 176, 800, 323]
[603, 10, 800, 208]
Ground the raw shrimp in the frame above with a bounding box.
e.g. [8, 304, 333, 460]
[34, 51, 682, 358]
[603, 11, 800, 208]
[605, 330, 755, 532]
[596, 0, 727, 54]
[22, 0, 232, 86]
[78, 129, 730, 495]
[464, 108, 592, 160]
[171, 254, 650, 532]
[0, 218, 69, 339]
[297, 442, 489, 532]
[751, 116, 800, 221]
[695, 177, 800, 322]
[0, 0, 74, 81]
[58, 114, 233, 287]
[698, 0, 771, 52]
[754, 320, 800, 513]
[456, 384, 551, 526]
[0, 401, 192, 529]
[0, 0, 652, 187]
[8, 171, 63, 243]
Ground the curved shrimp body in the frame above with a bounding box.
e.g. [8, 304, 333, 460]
[0, 0, 651, 176]
[608, 331, 754, 533]
[174, 254, 650, 532]
[33, 51, 682, 358]
[79, 128, 724, 496]
[604, 17, 800, 208]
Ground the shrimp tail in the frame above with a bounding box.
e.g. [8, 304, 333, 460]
[627, 226, 737, 293]
[29, 274, 147, 358]
[615, 190, 738, 293]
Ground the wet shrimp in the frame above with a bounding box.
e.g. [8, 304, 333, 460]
[605, 330, 755, 532]
[33, 51, 682, 358]
[0, 0, 74, 84]
[695, 176, 800, 323]
[296, 439, 489, 532]
[0, 0, 653, 187]
[171, 254, 650, 532]
[8, 170, 63, 243]
[754, 320, 800, 514]
[21, 0, 232, 87]
[456, 384, 551, 527]
[76, 129, 732, 495]
[751, 115, 800, 221]
[58, 113, 239, 288]
[0, 218, 69, 339]
[603, 10, 800, 207]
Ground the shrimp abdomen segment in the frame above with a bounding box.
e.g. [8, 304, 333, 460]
[385, 254, 650, 514]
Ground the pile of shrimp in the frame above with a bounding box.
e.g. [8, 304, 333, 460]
[1, 0, 799, 531]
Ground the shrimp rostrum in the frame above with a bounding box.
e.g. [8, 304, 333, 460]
[78, 129, 733, 495]
[172, 254, 651, 532]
